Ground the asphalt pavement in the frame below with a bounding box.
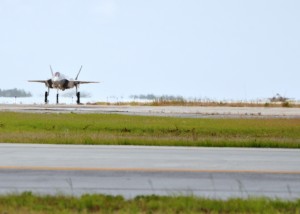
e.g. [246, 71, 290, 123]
[0, 143, 299, 199]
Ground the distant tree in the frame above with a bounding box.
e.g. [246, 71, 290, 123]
[130, 94, 186, 102]
[130, 94, 156, 100]
[158, 95, 185, 102]
[62, 91, 91, 98]
[0, 88, 32, 97]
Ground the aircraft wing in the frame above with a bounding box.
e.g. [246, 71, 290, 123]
[28, 80, 47, 83]
[72, 81, 100, 84]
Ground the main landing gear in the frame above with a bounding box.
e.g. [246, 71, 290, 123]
[76, 92, 80, 104]
[75, 86, 81, 104]
[44, 89, 81, 104]
[44, 91, 49, 104]
[44, 90, 59, 104]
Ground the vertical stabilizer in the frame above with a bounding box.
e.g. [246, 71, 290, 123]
[75, 65, 83, 80]
[50, 65, 54, 77]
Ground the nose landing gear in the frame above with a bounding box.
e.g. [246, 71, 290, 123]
[56, 93, 59, 104]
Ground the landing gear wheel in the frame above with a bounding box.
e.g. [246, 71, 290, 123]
[56, 93, 59, 104]
[76, 92, 80, 104]
[45, 91, 48, 104]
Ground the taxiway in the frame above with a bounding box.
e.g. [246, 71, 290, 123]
[1, 104, 300, 118]
[0, 143, 299, 199]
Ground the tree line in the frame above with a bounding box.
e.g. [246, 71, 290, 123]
[0, 88, 32, 97]
[130, 94, 185, 101]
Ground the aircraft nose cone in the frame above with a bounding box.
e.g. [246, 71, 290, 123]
[53, 76, 59, 81]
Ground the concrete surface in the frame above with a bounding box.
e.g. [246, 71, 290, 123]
[0, 143, 299, 199]
[0, 104, 300, 118]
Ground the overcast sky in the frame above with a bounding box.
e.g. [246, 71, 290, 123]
[1, 0, 299, 101]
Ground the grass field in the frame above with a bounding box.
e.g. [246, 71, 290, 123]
[0, 113, 299, 213]
[0, 192, 299, 214]
[0, 112, 299, 148]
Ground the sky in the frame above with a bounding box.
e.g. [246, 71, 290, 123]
[0, 0, 299, 102]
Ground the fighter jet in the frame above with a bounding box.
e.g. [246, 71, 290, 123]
[28, 66, 99, 104]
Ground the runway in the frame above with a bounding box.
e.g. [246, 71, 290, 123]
[0, 143, 299, 199]
[1, 104, 300, 118]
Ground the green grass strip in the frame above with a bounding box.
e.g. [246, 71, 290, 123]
[0, 192, 299, 214]
[0, 112, 299, 148]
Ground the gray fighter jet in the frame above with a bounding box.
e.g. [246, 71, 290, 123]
[29, 66, 99, 104]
